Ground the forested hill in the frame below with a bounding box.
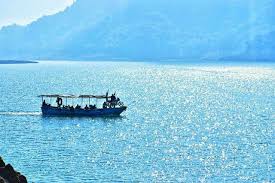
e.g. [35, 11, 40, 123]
[0, 0, 274, 61]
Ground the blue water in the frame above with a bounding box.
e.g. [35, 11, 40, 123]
[0, 61, 274, 182]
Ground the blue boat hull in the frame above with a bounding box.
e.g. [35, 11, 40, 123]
[41, 106, 127, 117]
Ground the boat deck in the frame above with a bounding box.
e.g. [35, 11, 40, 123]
[42, 106, 127, 117]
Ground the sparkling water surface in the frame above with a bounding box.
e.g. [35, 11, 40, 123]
[0, 61, 274, 182]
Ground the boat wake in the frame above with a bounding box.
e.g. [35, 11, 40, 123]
[0, 111, 41, 116]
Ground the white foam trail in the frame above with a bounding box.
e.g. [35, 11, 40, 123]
[0, 111, 41, 116]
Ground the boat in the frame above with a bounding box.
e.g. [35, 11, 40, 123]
[38, 92, 127, 117]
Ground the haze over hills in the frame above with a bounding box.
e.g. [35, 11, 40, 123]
[0, 0, 274, 61]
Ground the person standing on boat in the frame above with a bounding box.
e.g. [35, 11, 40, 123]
[111, 94, 116, 102]
[110, 94, 116, 108]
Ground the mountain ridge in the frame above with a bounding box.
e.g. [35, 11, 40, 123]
[0, 0, 274, 62]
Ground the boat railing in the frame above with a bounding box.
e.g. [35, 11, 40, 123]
[40, 93, 126, 110]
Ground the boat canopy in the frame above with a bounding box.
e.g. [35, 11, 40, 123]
[38, 94, 77, 98]
[79, 95, 111, 99]
[38, 94, 111, 99]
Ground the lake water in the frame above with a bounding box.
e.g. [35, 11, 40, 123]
[0, 61, 274, 182]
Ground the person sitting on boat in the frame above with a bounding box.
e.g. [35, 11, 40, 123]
[89, 105, 96, 110]
[56, 97, 63, 107]
[103, 102, 107, 109]
[75, 104, 81, 109]
[85, 105, 89, 110]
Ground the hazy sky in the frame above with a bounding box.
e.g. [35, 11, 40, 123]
[0, 0, 75, 27]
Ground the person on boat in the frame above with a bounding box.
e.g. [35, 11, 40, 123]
[56, 97, 62, 107]
[103, 102, 107, 109]
[110, 94, 116, 108]
[111, 94, 116, 102]
[43, 100, 46, 106]
[85, 105, 89, 110]
[89, 105, 96, 110]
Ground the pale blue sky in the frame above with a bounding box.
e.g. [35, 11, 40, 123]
[0, 0, 75, 27]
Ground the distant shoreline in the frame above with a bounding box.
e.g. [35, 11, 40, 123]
[36, 59, 275, 66]
[35, 57, 275, 63]
[0, 60, 38, 64]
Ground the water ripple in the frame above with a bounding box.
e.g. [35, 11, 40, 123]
[0, 62, 274, 182]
